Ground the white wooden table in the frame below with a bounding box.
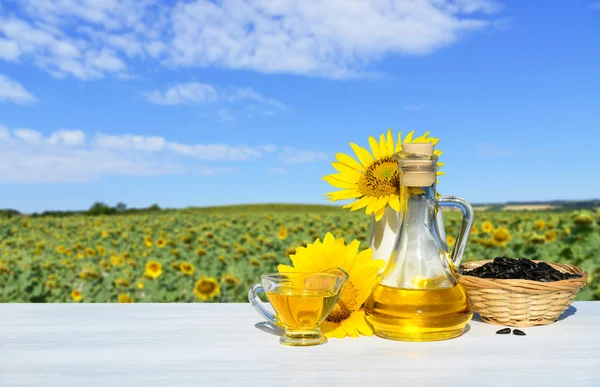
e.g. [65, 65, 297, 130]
[1, 302, 599, 387]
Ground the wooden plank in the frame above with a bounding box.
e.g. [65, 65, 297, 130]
[1, 302, 599, 387]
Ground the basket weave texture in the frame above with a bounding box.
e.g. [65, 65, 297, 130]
[458, 260, 588, 327]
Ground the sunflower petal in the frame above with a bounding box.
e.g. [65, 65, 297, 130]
[395, 131, 403, 153]
[331, 162, 363, 179]
[323, 175, 359, 189]
[339, 319, 360, 338]
[277, 264, 296, 273]
[350, 196, 373, 211]
[404, 130, 414, 144]
[386, 129, 395, 155]
[342, 201, 357, 209]
[349, 143, 374, 167]
[335, 152, 364, 172]
[378, 134, 388, 157]
[325, 189, 362, 201]
[350, 310, 374, 336]
[373, 206, 386, 221]
[323, 321, 347, 338]
[389, 195, 401, 212]
[413, 131, 430, 142]
[365, 198, 378, 216]
[374, 195, 389, 213]
[323, 232, 336, 245]
[339, 311, 372, 338]
[368, 136, 381, 160]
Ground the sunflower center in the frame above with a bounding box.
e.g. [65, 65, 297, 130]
[326, 280, 358, 323]
[358, 157, 400, 197]
[198, 281, 215, 294]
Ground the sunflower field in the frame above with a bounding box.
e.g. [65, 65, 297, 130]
[0, 205, 599, 303]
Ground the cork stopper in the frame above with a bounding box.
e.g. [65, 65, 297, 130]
[402, 143, 434, 156]
[399, 143, 437, 187]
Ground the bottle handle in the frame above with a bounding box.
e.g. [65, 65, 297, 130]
[438, 196, 475, 268]
[248, 284, 278, 324]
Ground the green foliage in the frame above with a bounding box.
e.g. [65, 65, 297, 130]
[0, 206, 598, 303]
[0, 209, 20, 219]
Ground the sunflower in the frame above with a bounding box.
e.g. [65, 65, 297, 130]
[118, 293, 133, 303]
[144, 260, 162, 279]
[545, 230, 558, 242]
[277, 226, 288, 240]
[180, 261, 195, 275]
[278, 232, 385, 338]
[111, 254, 125, 267]
[482, 221, 493, 233]
[70, 290, 82, 302]
[114, 278, 130, 288]
[221, 274, 241, 286]
[446, 235, 456, 246]
[194, 276, 221, 301]
[492, 228, 511, 245]
[323, 129, 443, 221]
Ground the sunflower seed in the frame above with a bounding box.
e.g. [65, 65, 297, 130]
[513, 329, 526, 336]
[496, 328, 511, 334]
[462, 256, 581, 282]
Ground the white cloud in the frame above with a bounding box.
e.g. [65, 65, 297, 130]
[93, 133, 263, 160]
[0, 4, 141, 80]
[261, 144, 278, 152]
[0, 0, 504, 80]
[433, 0, 504, 14]
[165, 142, 262, 160]
[226, 88, 285, 109]
[0, 123, 329, 182]
[0, 125, 269, 182]
[0, 39, 20, 61]
[14, 128, 43, 144]
[0, 74, 38, 104]
[217, 108, 235, 122]
[166, 0, 503, 79]
[94, 134, 166, 151]
[279, 146, 328, 164]
[144, 83, 285, 117]
[47, 129, 86, 146]
[0, 124, 10, 140]
[145, 82, 219, 105]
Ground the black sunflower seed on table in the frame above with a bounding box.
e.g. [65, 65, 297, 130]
[513, 329, 526, 336]
[496, 328, 511, 334]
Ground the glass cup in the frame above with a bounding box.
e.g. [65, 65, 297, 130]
[248, 267, 349, 346]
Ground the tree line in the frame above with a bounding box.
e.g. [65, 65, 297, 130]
[0, 202, 163, 218]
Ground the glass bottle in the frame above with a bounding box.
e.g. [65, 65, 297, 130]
[364, 143, 475, 342]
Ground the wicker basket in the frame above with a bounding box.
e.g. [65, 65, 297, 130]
[458, 260, 588, 327]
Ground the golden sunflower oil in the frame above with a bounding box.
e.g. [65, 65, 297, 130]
[266, 287, 338, 330]
[365, 283, 473, 342]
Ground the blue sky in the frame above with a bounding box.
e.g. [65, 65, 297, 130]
[0, 0, 599, 213]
